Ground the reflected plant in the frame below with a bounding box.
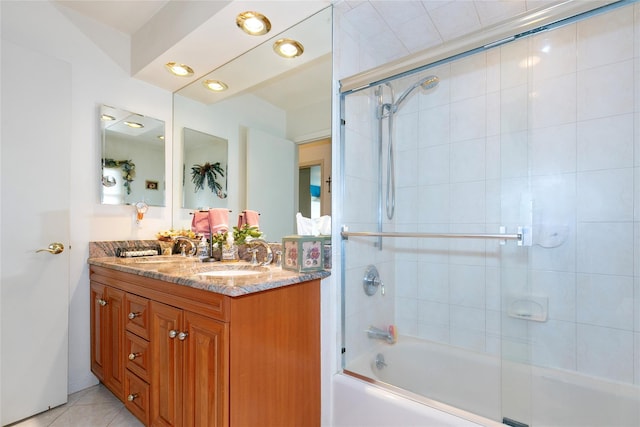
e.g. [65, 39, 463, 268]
[191, 162, 225, 197]
[103, 158, 135, 194]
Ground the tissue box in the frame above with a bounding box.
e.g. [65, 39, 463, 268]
[282, 235, 328, 272]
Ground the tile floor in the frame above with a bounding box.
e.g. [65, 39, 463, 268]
[9, 384, 143, 427]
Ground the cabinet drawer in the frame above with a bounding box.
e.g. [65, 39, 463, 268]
[125, 332, 150, 382]
[125, 371, 150, 426]
[125, 293, 149, 339]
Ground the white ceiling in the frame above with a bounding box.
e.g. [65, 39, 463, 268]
[53, 0, 597, 113]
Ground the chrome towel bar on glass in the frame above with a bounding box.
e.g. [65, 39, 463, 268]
[341, 226, 530, 245]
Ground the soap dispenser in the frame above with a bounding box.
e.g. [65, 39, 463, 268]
[221, 232, 238, 262]
[197, 236, 209, 261]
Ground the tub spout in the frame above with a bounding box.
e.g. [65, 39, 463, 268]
[367, 326, 396, 344]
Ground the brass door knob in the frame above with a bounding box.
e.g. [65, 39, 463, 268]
[36, 242, 64, 254]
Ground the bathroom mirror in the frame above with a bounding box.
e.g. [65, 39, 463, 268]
[172, 7, 332, 242]
[182, 128, 228, 210]
[100, 105, 165, 206]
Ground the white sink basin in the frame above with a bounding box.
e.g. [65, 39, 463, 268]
[197, 265, 268, 278]
[198, 270, 262, 277]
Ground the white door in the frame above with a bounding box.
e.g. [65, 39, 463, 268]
[1, 40, 70, 425]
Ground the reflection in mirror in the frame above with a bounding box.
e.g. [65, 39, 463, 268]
[100, 105, 165, 206]
[172, 7, 332, 242]
[182, 128, 228, 210]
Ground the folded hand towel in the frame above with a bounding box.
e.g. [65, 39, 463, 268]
[191, 211, 210, 237]
[243, 210, 260, 228]
[209, 208, 229, 234]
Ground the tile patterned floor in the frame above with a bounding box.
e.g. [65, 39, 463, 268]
[9, 384, 143, 427]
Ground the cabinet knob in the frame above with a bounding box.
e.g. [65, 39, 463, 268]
[128, 312, 140, 320]
[127, 393, 138, 402]
[97, 298, 107, 307]
[178, 331, 188, 341]
[128, 352, 141, 361]
[168, 329, 178, 339]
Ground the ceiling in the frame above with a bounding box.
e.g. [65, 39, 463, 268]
[53, 0, 613, 113]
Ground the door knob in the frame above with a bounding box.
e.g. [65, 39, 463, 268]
[36, 242, 64, 254]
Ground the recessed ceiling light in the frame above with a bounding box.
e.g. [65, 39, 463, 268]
[273, 38, 304, 58]
[100, 114, 115, 121]
[165, 62, 194, 77]
[124, 121, 144, 129]
[236, 11, 271, 36]
[202, 80, 228, 92]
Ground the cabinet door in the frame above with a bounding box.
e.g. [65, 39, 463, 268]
[90, 282, 106, 381]
[90, 282, 125, 400]
[182, 311, 228, 427]
[150, 301, 183, 427]
[105, 286, 126, 400]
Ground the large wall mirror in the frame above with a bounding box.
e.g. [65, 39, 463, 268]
[182, 128, 228, 210]
[100, 105, 166, 206]
[172, 6, 332, 242]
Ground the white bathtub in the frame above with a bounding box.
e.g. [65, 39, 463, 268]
[335, 336, 640, 427]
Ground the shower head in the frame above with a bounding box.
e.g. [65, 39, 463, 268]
[394, 75, 439, 109]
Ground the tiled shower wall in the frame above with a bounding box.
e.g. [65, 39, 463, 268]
[342, 3, 639, 386]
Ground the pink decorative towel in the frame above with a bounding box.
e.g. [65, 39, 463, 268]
[237, 212, 245, 228]
[191, 211, 210, 237]
[208, 208, 229, 234]
[243, 210, 260, 228]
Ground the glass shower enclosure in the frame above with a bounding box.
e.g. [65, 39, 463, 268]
[339, 2, 639, 426]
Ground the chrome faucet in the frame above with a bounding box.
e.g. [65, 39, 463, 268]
[245, 238, 273, 266]
[366, 326, 396, 344]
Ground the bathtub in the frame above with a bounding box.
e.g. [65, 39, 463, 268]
[334, 336, 640, 427]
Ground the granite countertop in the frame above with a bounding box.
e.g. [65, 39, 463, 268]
[88, 255, 331, 297]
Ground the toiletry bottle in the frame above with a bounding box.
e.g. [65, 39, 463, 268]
[221, 232, 238, 262]
[198, 236, 209, 261]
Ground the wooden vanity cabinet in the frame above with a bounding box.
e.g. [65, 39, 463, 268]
[89, 265, 320, 427]
[90, 281, 126, 400]
[150, 302, 227, 427]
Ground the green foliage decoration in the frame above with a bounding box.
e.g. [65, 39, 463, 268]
[191, 162, 225, 197]
[103, 158, 135, 194]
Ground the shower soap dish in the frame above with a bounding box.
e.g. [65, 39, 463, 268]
[507, 294, 548, 322]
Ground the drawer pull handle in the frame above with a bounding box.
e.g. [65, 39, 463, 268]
[97, 299, 107, 307]
[127, 393, 138, 402]
[128, 312, 140, 320]
[128, 352, 141, 361]
[168, 329, 178, 339]
[178, 331, 188, 341]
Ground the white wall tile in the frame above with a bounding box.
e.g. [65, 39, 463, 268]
[577, 324, 634, 383]
[577, 222, 635, 276]
[450, 138, 486, 183]
[450, 95, 486, 142]
[530, 73, 577, 129]
[418, 104, 450, 147]
[577, 6, 634, 71]
[577, 60, 634, 121]
[531, 25, 577, 81]
[450, 265, 486, 308]
[531, 319, 576, 371]
[577, 168, 634, 222]
[450, 52, 487, 102]
[418, 144, 449, 186]
[530, 269, 576, 322]
[530, 124, 576, 175]
[577, 273, 634, 330]
[417, 262, 449, 303]
[577, 114, 634, 171]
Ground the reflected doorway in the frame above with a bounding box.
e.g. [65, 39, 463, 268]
[298, 138, 331, 218]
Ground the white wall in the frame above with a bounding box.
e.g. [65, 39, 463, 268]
[1, 0, 173, 393]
